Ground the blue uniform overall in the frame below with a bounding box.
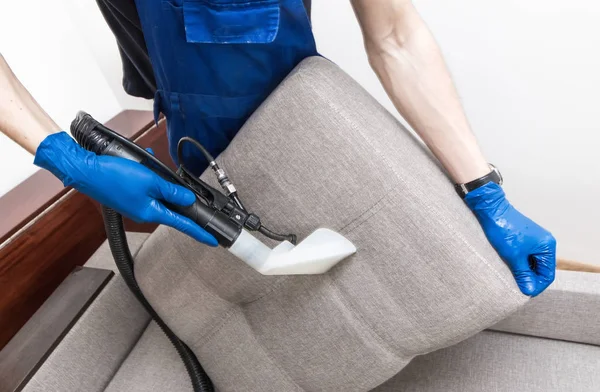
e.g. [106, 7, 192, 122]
[133, 0, 317, 175]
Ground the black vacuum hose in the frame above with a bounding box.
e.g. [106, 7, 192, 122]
[102, 206, 214, 392]
[73, 111, 293, 390]
[72, 112, 213, 390]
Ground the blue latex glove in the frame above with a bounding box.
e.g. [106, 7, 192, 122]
[34, 132, 218, 247]
[464, 182, 556, 296]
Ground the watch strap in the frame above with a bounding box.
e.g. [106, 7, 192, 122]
[455, 164, 502, 198]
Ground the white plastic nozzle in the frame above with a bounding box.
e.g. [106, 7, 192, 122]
[228, 228, 356, 275]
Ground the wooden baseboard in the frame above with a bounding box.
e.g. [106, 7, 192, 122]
[557, 258, 600, 273]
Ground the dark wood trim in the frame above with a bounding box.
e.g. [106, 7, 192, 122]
[0, 171, 66, 245]
[0, 267, 113, 392]
[0, 110, 156, 244]
[0, 191, 108, 349]
[0, 110, 163, 350]
[103, 109, 156, 138]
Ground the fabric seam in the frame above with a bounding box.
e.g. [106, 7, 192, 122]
[192, 0, 278, 10]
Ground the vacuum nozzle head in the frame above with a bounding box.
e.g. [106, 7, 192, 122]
[228, 228, 357, 275]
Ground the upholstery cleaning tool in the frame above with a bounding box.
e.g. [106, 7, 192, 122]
[71, 112, 356, 275]
[70, 111, 356, 392]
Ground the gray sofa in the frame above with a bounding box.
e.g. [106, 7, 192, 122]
[19, 57, 600, 391]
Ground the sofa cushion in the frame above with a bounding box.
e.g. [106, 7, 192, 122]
[492, 270, 600, 346]
[373, 330, 600, 392]
[104, 321, 192, 392]
[24, 233, 151, 392]
[133, 56, 528, 391]
[85, 232, 151, 272]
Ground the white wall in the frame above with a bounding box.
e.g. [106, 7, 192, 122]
[311, 0, 599, 263]
[0, 0, 150, 197]
[64, 0, 154, 112]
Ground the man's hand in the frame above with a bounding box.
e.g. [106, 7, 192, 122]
[465, 183, 556, 296]
[34, 132, 218, 246]
[1, 55, 216, 246]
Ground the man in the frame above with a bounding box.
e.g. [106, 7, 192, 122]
[0, 0, 555, 296]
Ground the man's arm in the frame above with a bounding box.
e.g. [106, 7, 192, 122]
[0, 54, 59, 154]
[350, 0, 489, 183]
[0, 54, 217, 246]
[351, 0, 556, 296]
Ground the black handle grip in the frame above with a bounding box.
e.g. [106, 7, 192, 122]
[165, 200, 241, 247]
[71, 111, 242, 248]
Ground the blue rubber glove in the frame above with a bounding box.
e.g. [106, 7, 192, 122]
[34, 132, 218, 247]
[464, 182, 556, 296]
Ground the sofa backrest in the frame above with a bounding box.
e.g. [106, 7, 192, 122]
[133, 56, 528, 391]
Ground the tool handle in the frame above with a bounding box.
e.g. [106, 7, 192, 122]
[71, 111, 243, 247]
[107, 141, 241, 247]
[165, 200, 241, 247]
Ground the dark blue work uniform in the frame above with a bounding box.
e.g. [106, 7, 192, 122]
[97, 0, 317, 175]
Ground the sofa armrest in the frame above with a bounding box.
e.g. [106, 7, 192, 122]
[0, 267, 113, 392]
[491, 270, 600, 346]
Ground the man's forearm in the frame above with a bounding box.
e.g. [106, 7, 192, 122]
[0, 54, 59, 155]
[352, 0, 489, 183]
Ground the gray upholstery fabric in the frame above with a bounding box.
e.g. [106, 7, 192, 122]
[132, 56, 528, 391]
[84, 232, 150, 271]
[492, 270, 600, 346]
[24, 234, 151, 392]
[104, 321, 193, 392]
[374, 330, 600, 392]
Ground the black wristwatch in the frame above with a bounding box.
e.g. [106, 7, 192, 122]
[454, 164, 503, 198]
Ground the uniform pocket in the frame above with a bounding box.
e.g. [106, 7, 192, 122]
[182, 0, 280, 44]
